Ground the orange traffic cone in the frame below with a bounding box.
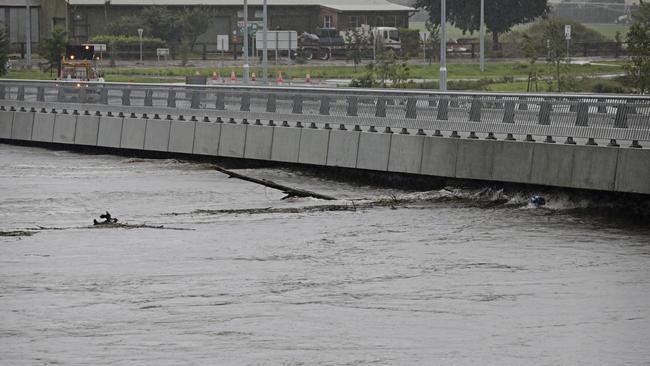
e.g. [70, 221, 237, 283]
[231, 69, 237, 82]
[305, 73, 311, 83]
[277, 70, 284, 84]
[251, 72, 257, 81]
[212, 71, 218, 81]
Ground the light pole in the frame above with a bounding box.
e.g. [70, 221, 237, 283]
[481, 0, 485, 72]
[243, 0, 250, 83]
[262, 0, 268, 83]
[26, 0, 32, 69]
[440, 0, 447, 91]
[138, 28, 143, 63]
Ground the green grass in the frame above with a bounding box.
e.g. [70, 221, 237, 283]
[99, 61, 624, 81]
[1, 61, 627, 92]
[410, 21, 630, 41]
[583, 23, 630, 40]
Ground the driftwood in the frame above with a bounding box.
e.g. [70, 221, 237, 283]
[212, 165, 337, 201]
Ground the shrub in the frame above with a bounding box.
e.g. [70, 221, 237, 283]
[0, 27, 8, 76]
[399, 28, 421, 58]
[89, 35, 166, 59]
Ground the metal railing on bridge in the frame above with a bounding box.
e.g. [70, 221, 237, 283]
[0, 79, 648, 147]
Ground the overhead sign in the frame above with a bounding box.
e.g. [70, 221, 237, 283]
[255, 30, 298, 50]
[565, 25, 571, 40]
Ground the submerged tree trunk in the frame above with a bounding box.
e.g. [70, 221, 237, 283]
[212, 165, 337, 201]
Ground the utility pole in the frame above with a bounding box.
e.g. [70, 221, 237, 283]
[262, 0, 268, 83]
[481, 0, 485, 72]
[440, 0, 447, 91]
[25, 0, 32, 69]
[243, 0, 250, 84]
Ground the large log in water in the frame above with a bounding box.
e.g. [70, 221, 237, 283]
[212, 165, 337, 201]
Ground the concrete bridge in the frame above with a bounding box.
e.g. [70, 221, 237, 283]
[0, 79, 649, 194]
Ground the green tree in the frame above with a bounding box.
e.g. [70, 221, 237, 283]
[415, 0, 549, 49]
[0, 26, 8, 76]
[106, 15, 150, 37]
[40, 27, 68, 76]
[424, 20, 441, 64]
[141, 6, 183, 44]
[543, 18, 568, 92]
[376, 49, 409, 87]
[344, 27, 371, 71]
[625, 0, 650, 94]
[399, 28, 421, 57]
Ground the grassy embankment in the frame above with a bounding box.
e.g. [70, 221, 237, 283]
[2, 61, 626, 93]
[408, 22, 630, 41]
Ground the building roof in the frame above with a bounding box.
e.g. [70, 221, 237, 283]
[1, 0, 42, 6]
[66, 0, 415, 12]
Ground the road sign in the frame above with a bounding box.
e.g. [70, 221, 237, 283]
[565, 25, 571, 40]
[419, 31, 430, 42]
[138, 28, 144, 38]
[255, 30, 298, 50]
[217, 35, 229, 51]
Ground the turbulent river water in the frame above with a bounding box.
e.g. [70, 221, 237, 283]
[1, 143, 649, 366]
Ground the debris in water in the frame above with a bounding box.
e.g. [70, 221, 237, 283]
[93, 211, 118, 225]
[530, 195, 547, 207]
[0, 230, 36, 237]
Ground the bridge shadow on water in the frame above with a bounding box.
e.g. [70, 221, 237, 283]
[4, 138, 650, 229]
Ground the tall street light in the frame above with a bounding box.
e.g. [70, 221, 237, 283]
[262, 0, 268, 83]
[481, 0, 485, 72]
[439, 0, 447, 91]
[26, 0, 32, 69]
[138, 28, 144, 63]
[243, 0, 250, 83]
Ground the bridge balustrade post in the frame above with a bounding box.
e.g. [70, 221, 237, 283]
[376, 97, 387, 118]
[597, 98, 607, 113]
[36, 86, 44, 102]
[57, 87, 65, 102]
[627, 99, 637, 114]
[121, 89, 131, 106]
[267, 94, 277, 113]
[79, 87, 87, 103]
[569, 98, 578, 112]
[538, 100, 552, 125]
[191, 90, 202, 109]
[494, 96, 504, 109]
[437, 97, 449, 120]
[517, 96, 528, 110]
[239, 92, 250, 111]
[0, 85, 5, 99]
[100, 88, 108, 104]
[215, 92, 225, 110]
[575, 103, 589, 127]
[167, 90, 176, 108]
[144, 90, 153, 106]
[319, 95, 330, 115]
[405, 97, 417, 119]
[292, 95, 303, 114]
[502, 100, 515, 123]
[347, 96, 358, 116]
[17, 86, 24, 101]
[614, 104, 628, 128]
[469, 97, 481, 122]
